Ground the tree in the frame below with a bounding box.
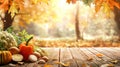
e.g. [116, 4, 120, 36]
[75, 1, 83, 41]
[0, 0, 48, 30]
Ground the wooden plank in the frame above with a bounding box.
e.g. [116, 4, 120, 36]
[42, 47, 60, 67]
[87, 48, 112, 64]
[98, 48, 120, 59]
[69, 47, 84, 67]
[92, 48, 120, 67]
[60, 48, 77, 67]
[79, 48, 100, 67]
[69, 47, 99, 67]
[94, 48, 116, 59]
[98, 48, 120, 66]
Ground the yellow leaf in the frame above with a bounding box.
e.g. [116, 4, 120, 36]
[54, 61, 70, 67]
[32, 0, 38, 4]
[102, 3, 111, 18]
[8, 2, 18, 18]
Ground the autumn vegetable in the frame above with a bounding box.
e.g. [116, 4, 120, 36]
[0, 31, 17, 50]
[19, 36, 34, 61]
[32, 51, 41, 59]
[9, 47, 20, 54]
[0, 51, 12, 65]
[42, 56, 49, 62]
[28, 55, 37, 62]
[38, 59, 46, 64]
[12, 54, 23, 62]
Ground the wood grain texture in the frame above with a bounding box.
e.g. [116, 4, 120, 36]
[0, 47, 120, 67]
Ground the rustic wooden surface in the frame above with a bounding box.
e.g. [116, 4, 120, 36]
[0, 47, 120, 67]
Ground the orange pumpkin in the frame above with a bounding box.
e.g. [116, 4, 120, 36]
[0, 51, 12, 65]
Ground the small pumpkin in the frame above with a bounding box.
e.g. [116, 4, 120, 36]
[0, 51, 12, 65]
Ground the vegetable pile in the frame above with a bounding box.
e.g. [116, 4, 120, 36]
[0, 27, 48, 65]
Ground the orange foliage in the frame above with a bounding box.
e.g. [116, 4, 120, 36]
[94, 0, 120, 13]
[66, 0, 76, 4]
[0, 0, 9, 11]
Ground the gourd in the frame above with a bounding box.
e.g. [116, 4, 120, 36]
[0, 51, 12, 65]
[0, 31, 17, 50]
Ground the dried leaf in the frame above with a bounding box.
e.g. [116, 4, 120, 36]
[54, 61, 70, 67]
[96, 53, 103, 58]
[44, 64, 53, 67]
[111, 60, 118, 64]
[101, 64, 114, 67]
[81, 63, 90, 67]
[87, 57, 93, 61]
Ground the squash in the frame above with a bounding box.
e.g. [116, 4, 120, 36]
[0, 31, 17, 50]
[0, 51, 12, 65]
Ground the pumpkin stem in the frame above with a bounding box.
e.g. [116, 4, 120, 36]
[26, 36, 33, 46]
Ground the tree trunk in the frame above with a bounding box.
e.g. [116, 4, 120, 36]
[75, 1, 82, 41]
[2, 11, 14, 30]
[113, 7, 120, 40]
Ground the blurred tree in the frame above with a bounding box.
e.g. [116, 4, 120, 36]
[0, 0, 48, 30]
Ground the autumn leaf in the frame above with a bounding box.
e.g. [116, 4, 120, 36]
[54, 61, 70, 67]
[111, 60, 118, 64]
[102, 2, 111, 18]
[44, 64, 53, 67]
[101, 64, 114, 67]
[32, 0, 38, 4]
[66, 0, 71, 4]
[72, 0, 76, 4]
[110, 0, 120, 9]
[95, 4, 101, 13]
[87, 57, 93, 61]
[0, 0, 9, 12]
[94, 0, 103, 13]
[8, 2, 18, 18]
[96, 53, 103, 58]
[14, 0, 24, 10]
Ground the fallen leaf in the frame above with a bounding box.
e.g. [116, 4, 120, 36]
[96, 53, 103, 58]
[44, 64, 53, 67]
[87, 57, 93, 61]
[111, 60, 118, 64]
[54, 61, 70, 67]
[100, 64, 114, 67]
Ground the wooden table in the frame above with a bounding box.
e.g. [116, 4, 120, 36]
[1, 47, 120, 67]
